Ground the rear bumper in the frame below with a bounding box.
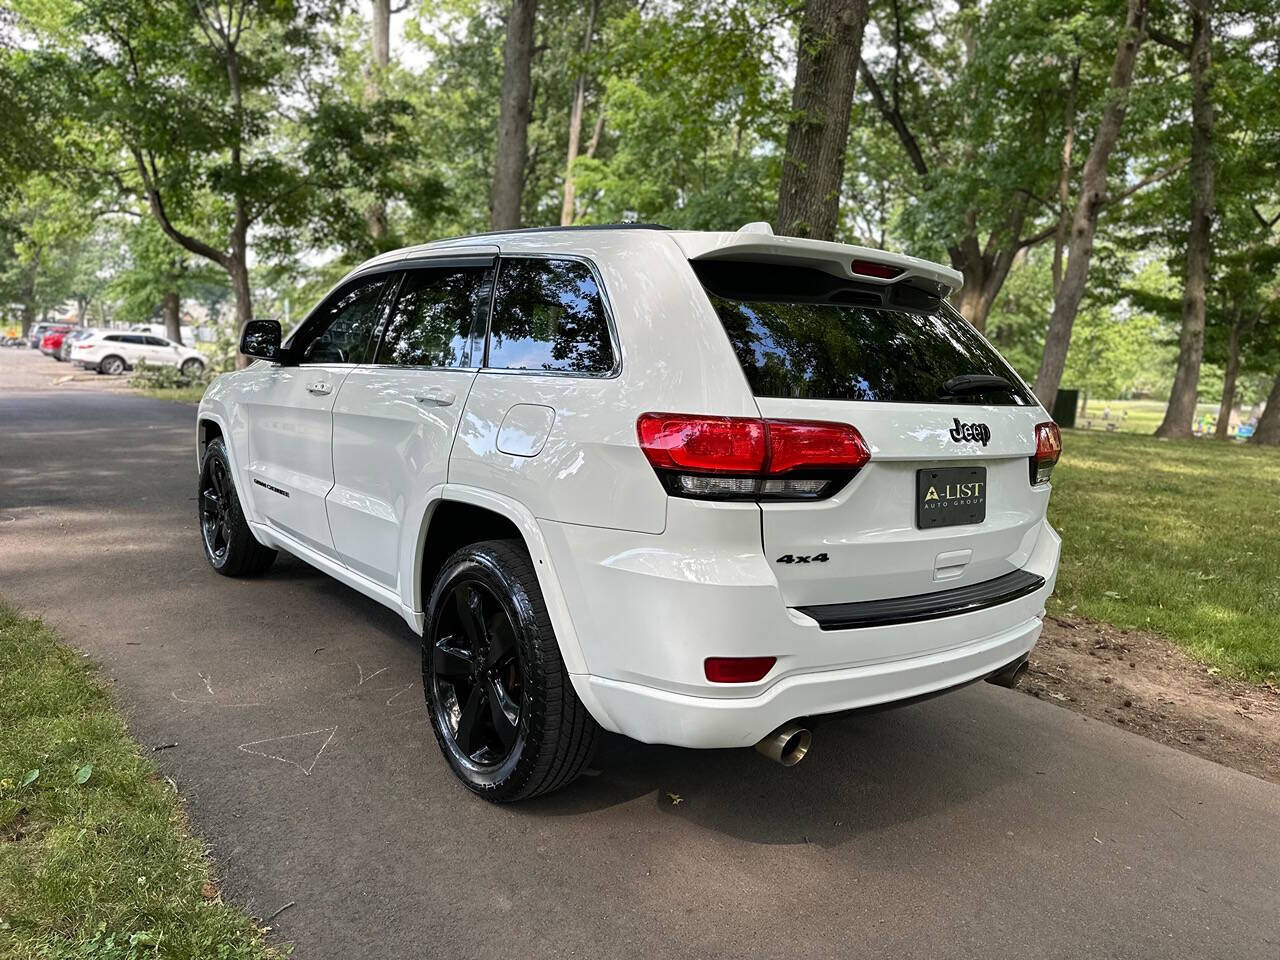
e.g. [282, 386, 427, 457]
[546, 507, 1060, 749]
[575, 612, 1044, 748]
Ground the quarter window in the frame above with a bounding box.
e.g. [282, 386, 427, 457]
[487, 258, 614, 374]
[297, 275, 388, 365]
[376, 266, 491, 368]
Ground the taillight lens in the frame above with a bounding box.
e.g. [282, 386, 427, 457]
[705, 656, 776, 683]
[1031, 422, 1062, 485]
[636, 413, 870, 501]
[850, 259, 903, 279]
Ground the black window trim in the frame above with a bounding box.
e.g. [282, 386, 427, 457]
[365, 254, 499, 372]
[479, 252, 622, 380]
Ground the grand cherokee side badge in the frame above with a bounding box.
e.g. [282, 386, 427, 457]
[949, 418, 991, 445]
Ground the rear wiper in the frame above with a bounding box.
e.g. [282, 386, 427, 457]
[938, 374, 1013, 397]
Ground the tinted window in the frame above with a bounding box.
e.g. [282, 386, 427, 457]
[144, 336, 170, 346]
[121, 335, 147, 345]
[103, 335, 122, 342]
[377, 266, 491, 368]
[696, 261, 1033, 405]
[487, 258, 614, 374]
[299, 275, 387, 364]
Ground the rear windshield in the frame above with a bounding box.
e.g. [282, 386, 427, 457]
[694, 260, 1035, 406]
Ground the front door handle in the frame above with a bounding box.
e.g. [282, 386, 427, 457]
[413, 388, 456, 407]
[306, 381, 333, 396]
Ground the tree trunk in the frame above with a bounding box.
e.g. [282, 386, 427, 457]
[228, 254, 253, 368]
[365, 0, 391, 243]
[492, 0, 537, 230]
[560, 0, 599, 226]
[1213, 322, 1239, 440]
[775, 0, 869, 241]
[1156, 0, 1214, 438]
[1053, 59, 1081, 298]
[163, 290, 182, 344]
[1033, 0, 1149, 411]
[1250, 372, 1280, 445]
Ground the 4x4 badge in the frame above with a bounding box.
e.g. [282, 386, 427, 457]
[949, 418, 991, 446]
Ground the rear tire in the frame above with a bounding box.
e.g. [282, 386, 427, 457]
[198, 439, 276, 577]
[100, 355, 125, 376]
[423, 539, 598, 802]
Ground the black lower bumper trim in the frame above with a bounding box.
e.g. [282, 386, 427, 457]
[796, 569, 1046, 630]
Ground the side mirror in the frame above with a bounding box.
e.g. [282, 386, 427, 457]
[239, 319, 285, 362]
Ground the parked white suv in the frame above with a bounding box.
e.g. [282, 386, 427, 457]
[196, 223, 1062, 801]
[74, 330, 207, 376]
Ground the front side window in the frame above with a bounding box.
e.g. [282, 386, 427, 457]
[487, 257, 614, 374]
[376, 265, 491, 368]
[297, 275, 388, 365]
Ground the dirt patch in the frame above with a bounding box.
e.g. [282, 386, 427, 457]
[1025, 616, 1280, 783]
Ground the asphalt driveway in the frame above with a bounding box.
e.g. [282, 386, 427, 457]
[3, 348, 1279, 959]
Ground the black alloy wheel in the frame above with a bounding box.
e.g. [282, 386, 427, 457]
[423, 540, 598, 802]
[429, 580, 524, 769]
[197, 438, 276, 577]
[200, 454, 234, 565]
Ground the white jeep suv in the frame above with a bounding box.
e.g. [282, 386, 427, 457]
[196, 223, 1062, 802]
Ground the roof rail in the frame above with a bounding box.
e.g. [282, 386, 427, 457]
[432, 222, 671, 244]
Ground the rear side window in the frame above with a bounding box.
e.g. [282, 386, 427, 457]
[487, 257, 615, 374]
[377, 265, 491, 368]
[695, 260, 1034, 406]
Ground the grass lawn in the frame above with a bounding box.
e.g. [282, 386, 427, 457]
[1047, 430, 1280, 681]
[136, 386, 206, 405]
[0, 602, 276, 958]
[1074, 398, 1222, 435]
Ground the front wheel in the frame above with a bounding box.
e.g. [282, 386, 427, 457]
[181, 358, 205, 378]
[198, 439, 276, 577]
[423, 540, 598, 802]
[99, 355, 125, 376]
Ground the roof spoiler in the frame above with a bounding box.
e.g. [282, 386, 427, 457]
[671, 223, 963, 296]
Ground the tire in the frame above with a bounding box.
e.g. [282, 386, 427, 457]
[198, 438, 276, 577]
[423, 539, 599, 802]
[99, 354, 125, 376]
[181, 358, 205, 378]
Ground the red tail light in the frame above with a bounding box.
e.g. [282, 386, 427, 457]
[705, 656, 776, 683]
[636, 413, 869, 501]
[1031, 422, 1062, 485]
[851, 259, 903, 279]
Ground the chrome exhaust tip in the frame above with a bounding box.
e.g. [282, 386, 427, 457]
[986, 657, 1030, 689]
[754, 723, 812, 766]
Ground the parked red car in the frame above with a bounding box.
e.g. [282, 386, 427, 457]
[39, 325, 75, 359]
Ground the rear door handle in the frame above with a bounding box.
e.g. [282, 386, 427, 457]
[306, 381, 333, 396]
[413, 388, 456, 407]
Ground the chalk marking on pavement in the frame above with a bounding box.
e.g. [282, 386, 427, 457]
[356, 663, 388, 686]
[382, 682, 415, 705]
[237, 726, 338, 777]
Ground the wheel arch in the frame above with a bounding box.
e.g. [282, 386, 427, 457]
[411, 486, 589, 676]
[194, 407, 261, 527]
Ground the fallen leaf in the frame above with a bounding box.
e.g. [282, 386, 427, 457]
[201, 882, 219, 901]
[20, 769, 38, 789]
[666, 792, 683, 806]
[74, 764, 93, 785]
